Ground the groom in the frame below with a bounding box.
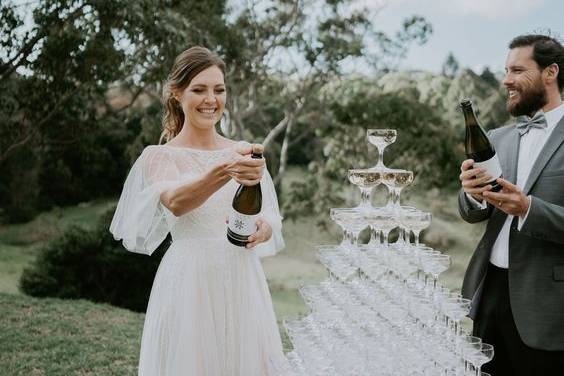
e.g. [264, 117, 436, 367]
[458, 34, 564, 375]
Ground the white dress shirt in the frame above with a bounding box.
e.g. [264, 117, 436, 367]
[467, 103, 564, 268]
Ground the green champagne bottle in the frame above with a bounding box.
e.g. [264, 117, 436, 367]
[460, 98, 502, 192]
[227, 144, 263, 247]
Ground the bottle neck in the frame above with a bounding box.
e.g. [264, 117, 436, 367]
[462, 105, 479, 127]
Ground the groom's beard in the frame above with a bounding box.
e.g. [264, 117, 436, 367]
[507, 77, 548, 117]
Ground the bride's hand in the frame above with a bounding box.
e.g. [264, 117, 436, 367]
[246, 219, 272, 249]
[227, 144, 265, 186]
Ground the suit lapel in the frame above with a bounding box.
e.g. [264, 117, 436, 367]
[523, 116, 564, 194]
[503, 128, 520, 184]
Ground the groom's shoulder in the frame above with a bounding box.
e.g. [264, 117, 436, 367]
[488, 123, 514, 138]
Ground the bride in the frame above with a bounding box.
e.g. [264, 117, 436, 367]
[110, 46, 290, 375]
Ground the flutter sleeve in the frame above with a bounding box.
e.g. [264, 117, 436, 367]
[109, 147, 182, 255]
[254, 166, 285, 258]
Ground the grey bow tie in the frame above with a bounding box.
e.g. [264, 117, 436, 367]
[516, 111, 547, 135]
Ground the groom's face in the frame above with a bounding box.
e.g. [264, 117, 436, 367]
[503, 46, 548, 117]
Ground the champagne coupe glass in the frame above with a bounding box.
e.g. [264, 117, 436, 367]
[330, 208, 352, 250]
[396, 205, 418, 246]
[425, 254, 452, 290]
[317, 250, 356, 281]
[334, 208, 367, 252]
[364, 208, 398, 248]
[415, 247, 441, 285]
[460, 335, 482, 373]
[348, 169, 382, 209]
[444, 296, 471, 340]
[400, 209, 432, 246]
[367, 129, 397, 170]
[382, 169, 414, 211]
[467, 343, 494, 376]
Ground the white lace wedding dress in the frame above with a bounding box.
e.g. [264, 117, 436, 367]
[110, 143, 291, 376]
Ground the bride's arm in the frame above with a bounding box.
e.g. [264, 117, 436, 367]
[160, 163, 231, 217]
[161, 157, 265, 217]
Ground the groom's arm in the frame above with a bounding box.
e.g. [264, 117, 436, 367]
[458, 188, 494, 224]
[518, 196, 564, 245]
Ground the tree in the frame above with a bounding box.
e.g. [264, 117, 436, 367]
[441, 52, 459, 78]
[480, 66, 499, 88]
[0, 0, 228, 221]
[220, 1, 433, 186]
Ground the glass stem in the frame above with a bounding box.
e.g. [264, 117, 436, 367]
[413, 230, 420, 246]
[382, 230, 389, 248]
[378, 146, 386, 167]
[368, 227, 381, 245]
[394, 187, 403, 209]
[385, 185, 394, 208]
[351, 231, 360, 250]
[340, 230, 350, 248]
[360, 187, 372, 208]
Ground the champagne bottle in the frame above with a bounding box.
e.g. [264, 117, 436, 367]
[227, 144, 263, 247]
[460, 98, 502, 192]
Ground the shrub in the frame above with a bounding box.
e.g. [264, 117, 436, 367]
[20, 208, 169, 312]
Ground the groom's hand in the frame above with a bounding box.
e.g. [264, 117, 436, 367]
[459, 159, 493, 201]
[482, 178, 530, 217]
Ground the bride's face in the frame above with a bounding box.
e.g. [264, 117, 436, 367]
[177, 65, 226, 131]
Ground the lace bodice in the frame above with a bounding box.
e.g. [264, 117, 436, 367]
[110, 143, 284, 257]
[149, 145, 239, 241]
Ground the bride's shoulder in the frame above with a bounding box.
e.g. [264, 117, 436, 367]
[135, 144, 175, 165]
[140, 144, 167, 156]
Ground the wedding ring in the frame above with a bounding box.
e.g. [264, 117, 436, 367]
[498, 200, 504, 207]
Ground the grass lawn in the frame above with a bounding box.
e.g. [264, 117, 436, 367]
[0, 293, 142, 375]
[0, 167, 484, 373]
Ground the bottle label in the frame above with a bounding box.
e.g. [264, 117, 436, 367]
[474, 154, 502, 183]
[228, 210, 259, 238]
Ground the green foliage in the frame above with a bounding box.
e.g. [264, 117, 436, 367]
[20, 208, 168, 312]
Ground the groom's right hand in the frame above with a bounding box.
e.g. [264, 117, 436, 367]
[459, 159, 493, 202]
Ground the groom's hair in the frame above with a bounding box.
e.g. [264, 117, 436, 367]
[509, 33, 564, 92]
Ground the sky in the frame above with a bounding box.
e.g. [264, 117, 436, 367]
[360, 0, 563, 74]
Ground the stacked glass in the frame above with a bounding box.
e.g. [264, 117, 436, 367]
[285, 129, 493, 376]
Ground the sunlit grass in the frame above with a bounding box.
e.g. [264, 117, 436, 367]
[0, 293, 142, 375]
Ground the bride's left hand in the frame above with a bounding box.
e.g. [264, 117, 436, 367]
[246, 219, 272, 249]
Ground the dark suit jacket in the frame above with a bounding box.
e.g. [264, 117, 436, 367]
[459, 115, 564, 351]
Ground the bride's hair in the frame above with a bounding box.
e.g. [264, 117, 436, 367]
[160, 46, 226, 143]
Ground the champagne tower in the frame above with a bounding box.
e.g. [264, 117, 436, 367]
[284, 129, 494, 376]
